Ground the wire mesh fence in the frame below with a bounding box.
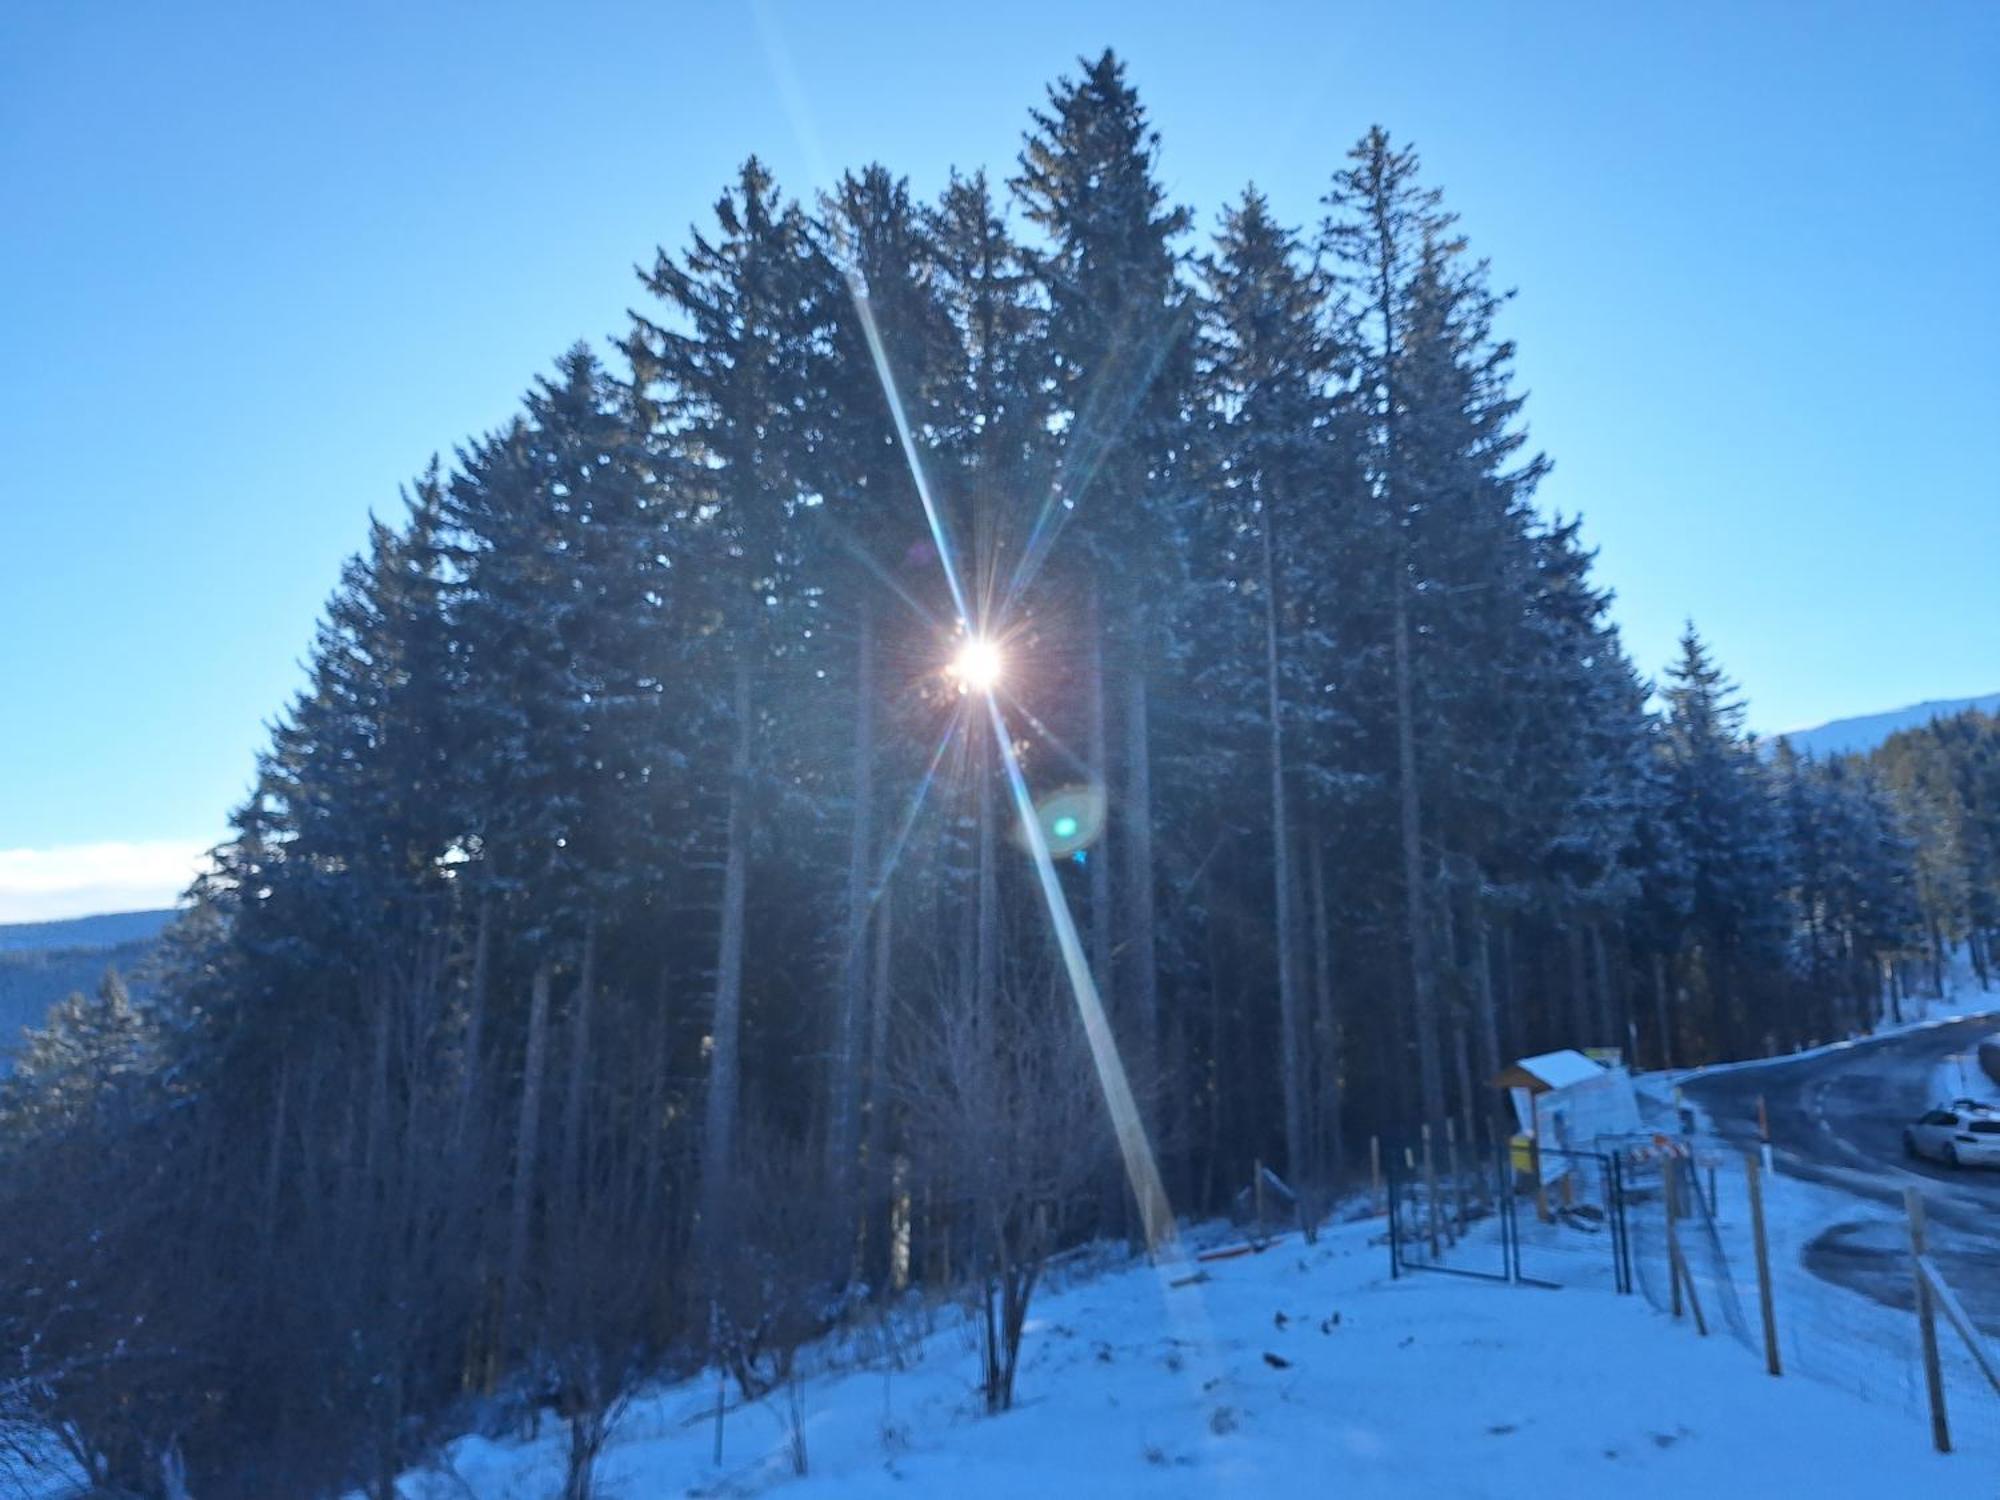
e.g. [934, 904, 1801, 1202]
[1382, 1118, 2000, 1461]
[1620, 1135, 2000, 1461]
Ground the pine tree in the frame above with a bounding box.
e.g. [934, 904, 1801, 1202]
[1196, 187, 1343, 1191]
[1657, 626, 1790, 1054]
[0, 971, 156, 1140]
[810, 163, 961, 1205]
[1320, 127, 1552, 1132]
[1012, 47, 1194, 1097]
[626, 157, 825, 1252]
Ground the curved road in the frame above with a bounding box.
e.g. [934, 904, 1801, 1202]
[1683, 1013, 2000, 1332]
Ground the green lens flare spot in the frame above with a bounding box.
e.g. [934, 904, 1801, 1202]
[1052, 815, 1079, 840]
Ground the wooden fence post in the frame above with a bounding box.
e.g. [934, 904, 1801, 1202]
[1421, 1124, 1440, 1258]
[1370, 1135, 1382, 1216]
[1664, 1160, 1683, 1318]
[1445, 1117, 1465, 1234]
[1745, 1152, 1781, 1376]
[1664, 1162, 1707, 1335]
[1906, 1187, 1951, 1454]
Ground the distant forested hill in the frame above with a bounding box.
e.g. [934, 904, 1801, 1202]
[1772, 692, 2000, 761]
[0, 909, 174, 1067]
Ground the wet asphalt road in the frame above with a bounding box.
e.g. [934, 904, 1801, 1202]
[1682, 1013, 2000, 1333]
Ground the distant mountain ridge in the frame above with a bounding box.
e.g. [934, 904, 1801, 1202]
[1771, 691, 2000, 761]
[0, 907, 177, 954]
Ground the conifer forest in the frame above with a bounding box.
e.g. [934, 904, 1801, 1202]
[5, 50, 1998, 1498]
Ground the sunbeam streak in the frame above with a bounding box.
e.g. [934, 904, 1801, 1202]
[999, 691, 1097, 784]
[867, 714, 959, 916]
[998, 298, 1193, 619]
[850, 287, 971, 631]
[811, 509, 943, 632]
[983, 690, 1177, 1252]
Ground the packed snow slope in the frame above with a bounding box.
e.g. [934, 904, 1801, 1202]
[1771, 690, 2000, 760]
[386, 1215, 1968, 1497]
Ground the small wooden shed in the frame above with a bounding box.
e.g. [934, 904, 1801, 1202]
[1495, 1049, 1641, 1186]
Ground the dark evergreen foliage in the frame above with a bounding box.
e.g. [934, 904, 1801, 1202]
[1, 53, 1985, 1498]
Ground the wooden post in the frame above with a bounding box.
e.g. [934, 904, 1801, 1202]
[1253, 1157, 1266, 1241]
[1906, 1187, 1951, 1453]
[1421, 1124, 1440, 1259]
[1663, 1163, 1683, 1318]
[1745, 1152, 1781, 1376]
[1664, 1162, 1706, 1334]
[1370, 1134, 1383, 1215]
[1445, 1117, 1465, 1236]
[1919, 1254, 2000, 1398]
[711, 1299, 727, 1464]
[1756, 1094, 1773, 1171]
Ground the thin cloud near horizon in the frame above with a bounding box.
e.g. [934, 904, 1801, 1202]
[0, 839, 215, 924]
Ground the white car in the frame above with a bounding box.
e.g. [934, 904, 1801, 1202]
[1904, 1104, 2000, 1169]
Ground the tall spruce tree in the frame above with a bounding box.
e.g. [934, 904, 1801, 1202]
[1196, 187, 1343, 1189]
[625, 157, 826, 1250]
[1657, 626, 1791, 1053]
[1012, 47, 1194, 1098]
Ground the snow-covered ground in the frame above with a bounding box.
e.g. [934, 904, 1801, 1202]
[383, 1212, 1972, 1498]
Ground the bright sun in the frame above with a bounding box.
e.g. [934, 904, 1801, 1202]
[949, 635, 1004, 693]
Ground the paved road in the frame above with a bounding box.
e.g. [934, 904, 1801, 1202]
[1683, 1013, 2000, 1332]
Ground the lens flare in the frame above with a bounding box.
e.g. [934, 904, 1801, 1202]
[949, 636, 1004, 692]
[1024, 784, 1107, 858]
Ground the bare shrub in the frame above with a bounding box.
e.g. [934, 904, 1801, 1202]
[896, 968, 1113, 1413]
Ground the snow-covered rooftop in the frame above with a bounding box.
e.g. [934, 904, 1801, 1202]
[1512, 1049, 1608, 1091]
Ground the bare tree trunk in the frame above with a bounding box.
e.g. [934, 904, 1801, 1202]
[1086, 584, 1113, 987]
[1390, 539, 1444, 1135]
[1472, 901, 1502, 1136]
[1085, 585, 1122, 1239]
[976, 725, 998, 1021]
[560, 920, 597, 1193]
[864, 883, 896, 1292]
[1566, 922, 1592, 1044]
[1651, 950, 1674, 1070]
[504, 963, 553, 1343]
[1307, 830, 1343, 1182]
[365, 980, 392, 1186]
[1203, 888, 1226, 1215]
[829, 602, 875, 1192]
[454, 895, 492, 1157]
[1260, 509, 1308, 1188]
[1589, 922, 1614, 1048]
[703, 657, 753, 1249]
[1124, 665, 1160, 1081]
[1452, 1024, 1476, 1149]
[640, 966, 671, 1214]
[259, 1059, 289, 1264]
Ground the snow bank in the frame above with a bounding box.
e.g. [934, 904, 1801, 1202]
[1635, 961, 1998, 1098]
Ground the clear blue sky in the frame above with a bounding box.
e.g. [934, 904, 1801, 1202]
[2, 0, 1995, 915]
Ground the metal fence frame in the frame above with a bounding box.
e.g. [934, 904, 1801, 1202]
[1384, 1133, 1631, 1294]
